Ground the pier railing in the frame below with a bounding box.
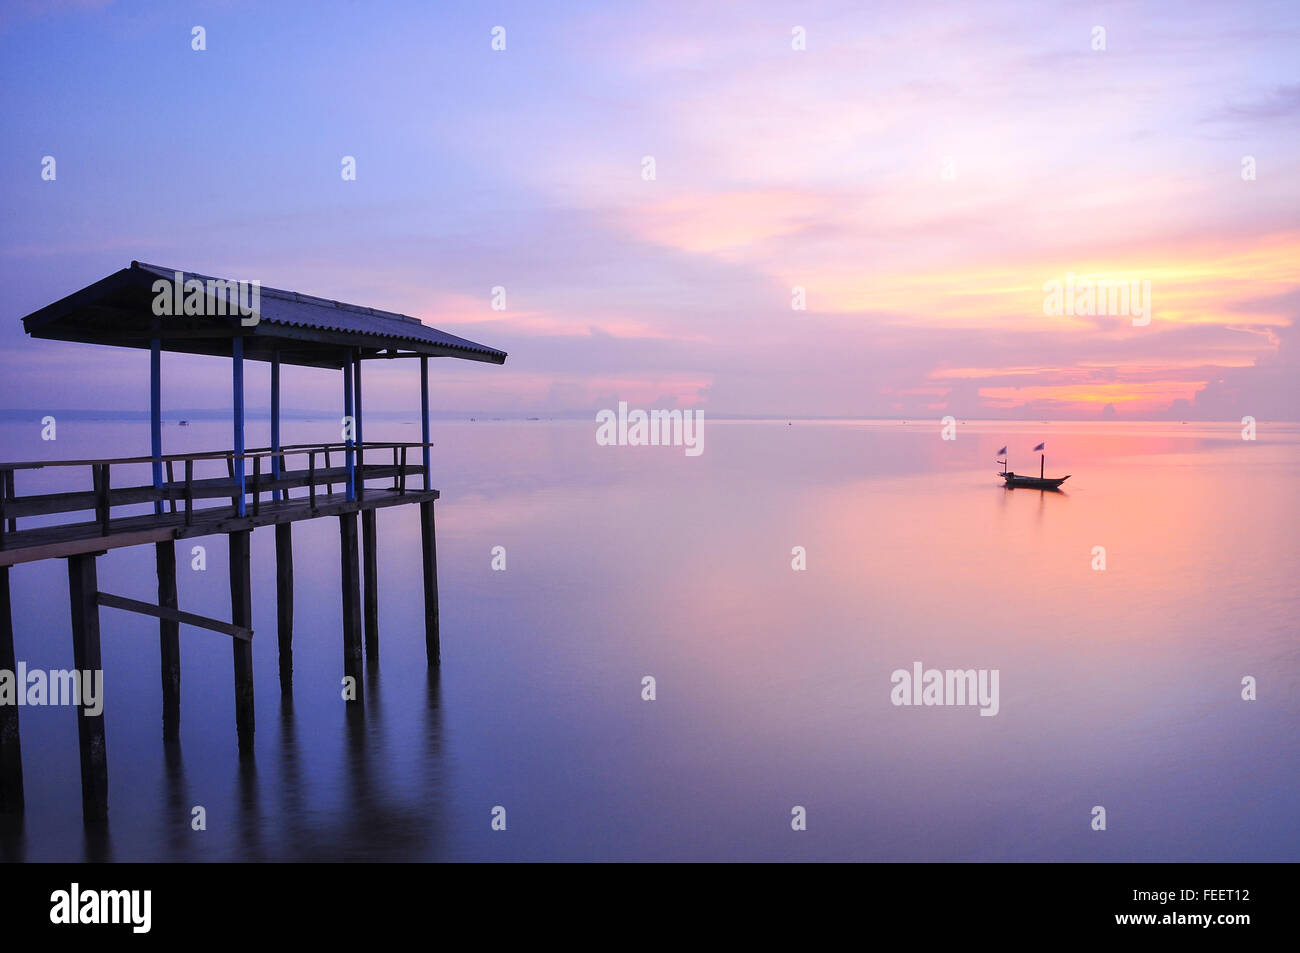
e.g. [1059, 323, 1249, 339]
[0, 441, 431, 550]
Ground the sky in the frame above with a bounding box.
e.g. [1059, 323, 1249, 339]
[0, 0, 1297, 420]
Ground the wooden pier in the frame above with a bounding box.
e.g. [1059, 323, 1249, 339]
[0, 261, 506, 820]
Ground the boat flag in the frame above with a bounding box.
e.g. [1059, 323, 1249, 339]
[996, 446, 1007, 456]
[1033, 442, 1045, 451]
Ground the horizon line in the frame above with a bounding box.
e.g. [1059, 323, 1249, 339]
[0, 408, 1291, 424]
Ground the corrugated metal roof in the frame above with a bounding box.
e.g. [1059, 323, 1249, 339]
[131, 261, 507, 362]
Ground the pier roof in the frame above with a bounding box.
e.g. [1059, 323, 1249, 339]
[20, 260, 508, 369]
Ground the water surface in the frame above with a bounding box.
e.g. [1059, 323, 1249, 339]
[2, 418, 1296, 861]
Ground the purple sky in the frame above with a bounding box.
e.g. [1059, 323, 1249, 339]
[1, 0, 1297, 419]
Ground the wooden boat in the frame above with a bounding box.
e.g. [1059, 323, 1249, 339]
[1000, 471, 1069, 490]
[997, 448, 1069, 490]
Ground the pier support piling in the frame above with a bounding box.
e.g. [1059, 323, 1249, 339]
[362, 508, 378, 660]
[275, 522, 294, 694]
[156, 540, 180, 742]
[67, 553, 108, 821]
[339, 513, 363, 700]
[0, 566, 23, 813]
[420, 500, 440, 667]
[228, 531, 254, 748]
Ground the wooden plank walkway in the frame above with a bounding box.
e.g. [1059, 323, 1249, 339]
[0, 485, 436, 567]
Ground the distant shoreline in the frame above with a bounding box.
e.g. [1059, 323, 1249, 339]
[0, 409, 1291, 425]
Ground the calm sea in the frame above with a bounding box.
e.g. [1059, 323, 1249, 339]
[1, 417, 1297, 861]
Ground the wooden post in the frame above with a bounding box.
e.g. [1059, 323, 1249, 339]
[228, 530, 254, 747]
[151, 335, 163, 516]
[156, 540, 180, 742]
[252, 454, 261, 516]
[275, 522, 294, 694]
[67, 553, 108, 821]
[420, 499, 440, 666]
[362, 508, 378, 660]
[93, 464, 111, 536]
[343, 352, 356, 502]
[339, 513, 363, 700]
[271, 349, 282, 503]
[0, 472, 8, 551]
[1040, 454, 1044, 479]
[2, 469, 15, 537]
[227, 453, 237, 510]
[420, 356, 431, 490]
[233, 336, 246, 517]
[0, 566, 22, 813]
[308, 451, 317, 511]
[184, 458, 194, 527]
[353, 347, 364, 501]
